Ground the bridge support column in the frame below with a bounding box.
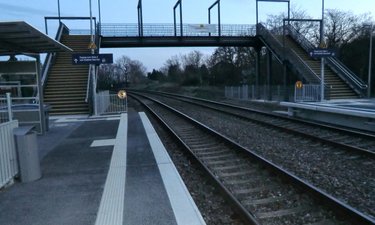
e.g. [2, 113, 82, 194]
[266, 49, 272, 101]
[255, 47, 261, 99]
[283, 62, 288, 101]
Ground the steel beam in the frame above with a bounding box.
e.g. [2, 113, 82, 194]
[101, 36, 261, 48]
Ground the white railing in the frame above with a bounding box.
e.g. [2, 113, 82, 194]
[225, 85, 293, 102]
[294, 84, 321, 102]
[0, 120, 19, 189]
[96, 91, 127, 115]
[0, 93, 13, 123]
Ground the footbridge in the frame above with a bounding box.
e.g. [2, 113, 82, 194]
[39, 0, 368, 115]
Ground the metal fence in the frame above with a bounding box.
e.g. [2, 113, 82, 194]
[96, 90, 127, 115]
[294, 84, 321, 102]
[0, 120, 19, 189]
[225, 85, 294, 102]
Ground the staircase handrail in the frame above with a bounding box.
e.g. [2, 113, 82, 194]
[326, 57, 368, 93]
[289, 47, 322, 83]
[257, 23, 321, 84]
[286, 24, 368, 96]
[41, 22, 70, 87]
[285, 24, 315, 52]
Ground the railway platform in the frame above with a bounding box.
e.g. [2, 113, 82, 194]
[281, 98, 375, 132]
[0, 109, 205, 225]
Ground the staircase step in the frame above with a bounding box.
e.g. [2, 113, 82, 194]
[49, 104, 88, 110]
[45, 98, 86, 102]
[49, 106, 88, 112]
[45, 84, 86, 88]
[44, 91, 86, 94]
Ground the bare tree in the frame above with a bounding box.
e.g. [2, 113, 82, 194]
[323, 9, 371, 48]
[162, 55, 182, 83]
[208, 47, 236, 67]
[265, 6, 315, 35]
[181, 50, 204, 69]
[116, 56, 147, 85]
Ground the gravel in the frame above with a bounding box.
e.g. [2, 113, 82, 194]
[156, 97, 375, 221]
[130, 99, 246, 225]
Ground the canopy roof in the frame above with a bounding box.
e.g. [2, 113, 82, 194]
[0, 21, 72, 55]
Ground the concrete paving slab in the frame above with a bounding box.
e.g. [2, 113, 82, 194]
[0, 118, 119, 225]
[140, 112, 206, 225]
[123, 110, 177, 225]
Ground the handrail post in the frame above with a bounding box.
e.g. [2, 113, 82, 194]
[44, 18, 48, 35]
[208, 0, 221, 36]
[179, 0, 183, 36]
[174, 8, 177, 36]
[98, 0, 102, 34]
[57, 0, 61, 24]
[173, 0, 183, 36]
[137, 0, 143, 37]
[218, 0, 221, 36]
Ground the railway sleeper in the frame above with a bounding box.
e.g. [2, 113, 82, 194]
[199, 153, 235, 161]
[195, 149, 230, 156]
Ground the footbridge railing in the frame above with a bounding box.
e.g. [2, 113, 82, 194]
[285, 24, 368, 97]
[98, 23, 256, 37]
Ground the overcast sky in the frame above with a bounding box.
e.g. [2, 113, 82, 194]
[0, 0, 374, 71]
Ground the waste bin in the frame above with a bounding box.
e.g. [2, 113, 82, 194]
[14, 126, 41, 182]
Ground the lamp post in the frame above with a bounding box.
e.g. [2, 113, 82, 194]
[89, 0, 93, 52]
[368, 24, 373, 98]
[320, 0, 325, 101]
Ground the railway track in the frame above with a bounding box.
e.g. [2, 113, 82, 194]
[130, 93, 375, 225]
[137, 90, 375, 158]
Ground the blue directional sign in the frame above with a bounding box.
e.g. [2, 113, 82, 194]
[309, 49, 336, 58]
[72, 53, 113, 65]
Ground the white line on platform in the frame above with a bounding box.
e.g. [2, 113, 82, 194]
[90, 139, 116, 147]
[139, 112, 206, 225]
[95, 113, 127, 225]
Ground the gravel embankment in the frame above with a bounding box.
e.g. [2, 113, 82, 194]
[159, 97, 375, 220]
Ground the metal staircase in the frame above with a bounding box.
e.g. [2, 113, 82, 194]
[257, 24, 367, 100]
[44, 35, 91, 115]
[283, 36, 358, 99]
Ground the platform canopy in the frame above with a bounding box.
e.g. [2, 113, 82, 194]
[0, 21, 72, 55]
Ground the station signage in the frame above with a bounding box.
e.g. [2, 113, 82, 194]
[309, 49, 336, 58]
[72, 53, 113, 65]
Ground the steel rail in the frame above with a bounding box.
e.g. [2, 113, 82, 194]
[130, 94, 260, 225]
[129, 92, 375, 225]
[132, 90, 375, 158]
